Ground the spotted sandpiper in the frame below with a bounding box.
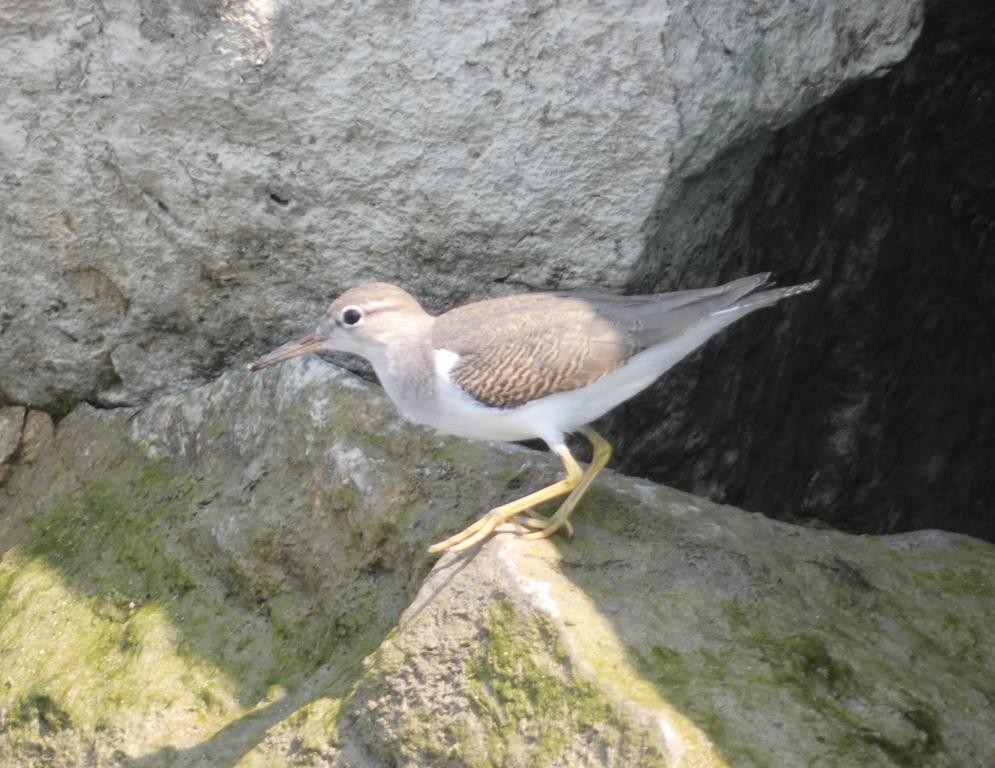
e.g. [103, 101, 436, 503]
[247, 273, 818, 553]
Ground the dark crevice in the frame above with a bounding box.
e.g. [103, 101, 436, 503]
[268, 191, 290, 206]
[610, 0, 995, 541]
[81, 399, 136, 412]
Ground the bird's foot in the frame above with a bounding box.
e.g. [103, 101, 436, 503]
[427, 506, 525, 553]
[519, 511, 574, 540]
[514, 512, 573, 539]
[427, 508, 573, 554]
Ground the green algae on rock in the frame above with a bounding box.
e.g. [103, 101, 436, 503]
[1, 362, 993, 767]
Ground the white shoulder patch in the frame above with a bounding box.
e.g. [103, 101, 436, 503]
[434, 348, 461, 380]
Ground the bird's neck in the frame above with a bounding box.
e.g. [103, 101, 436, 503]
[366, 316, 437, 416]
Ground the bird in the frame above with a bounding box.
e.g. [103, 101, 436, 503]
[246, 273, 819, 553]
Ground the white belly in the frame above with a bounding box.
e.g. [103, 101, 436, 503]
[381, 347, 670, 446]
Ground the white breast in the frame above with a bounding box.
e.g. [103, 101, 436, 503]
[421, 348, 618, 446]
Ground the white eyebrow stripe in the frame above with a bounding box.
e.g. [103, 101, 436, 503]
[356, 299, 399, 315]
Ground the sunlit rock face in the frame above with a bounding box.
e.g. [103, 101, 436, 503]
[607, 0, 995, 541]
[1, 362, 993, 766]
[0, 0, 919, 409]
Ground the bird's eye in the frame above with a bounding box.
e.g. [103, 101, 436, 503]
[341, 307, 363, 326]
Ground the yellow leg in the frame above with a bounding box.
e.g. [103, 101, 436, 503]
[520, 427, 612, 540]
[428, 444, 583, 554]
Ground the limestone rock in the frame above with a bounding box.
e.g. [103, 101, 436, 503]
[0, 0, 922, 408]
[0, 360, 992, 766]
[344, 505, 994, 767]
[18, 411, 54, 465]
[0, 406, 25, 484]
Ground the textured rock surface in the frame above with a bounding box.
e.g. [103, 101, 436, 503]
[0, 407, 24, 465]
[0, 406, 25, 484]
[0, 361, 484, 766]
[0, 0, 922, 409]
[607, 0, 995, 540]
[1, 361, 992, 766]
[349, 514, 995, 768]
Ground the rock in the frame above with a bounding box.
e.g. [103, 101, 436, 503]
[18, 411, 54, 465]
[0, 359, 532, 766]
[339, 538, 720, 768]
[0, 406, 25, 484]
[605, 0, 995, 541]
[345, 511, 994, 768]
[0, 360, 992, 766]
[0, 0, 922, 408]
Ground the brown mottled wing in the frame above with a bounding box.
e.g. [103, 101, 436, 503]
[432, 275, 771, 408]
[433, 295, 635, 408]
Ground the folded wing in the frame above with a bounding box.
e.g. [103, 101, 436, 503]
[434, 273, 777, 408]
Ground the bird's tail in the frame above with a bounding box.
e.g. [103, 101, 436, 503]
[713, 278, 820, 316]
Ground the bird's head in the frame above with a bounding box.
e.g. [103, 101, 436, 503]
[246, 282, 429, 371]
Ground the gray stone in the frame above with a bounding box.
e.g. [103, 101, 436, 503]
[0, 406, 24, 465]
[0, 360, 991, 766]
[0, 0, 922, 408]
[0, 406, 25, 484]
[345, 520, 995, 768]
[18, 411, 54, 465]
